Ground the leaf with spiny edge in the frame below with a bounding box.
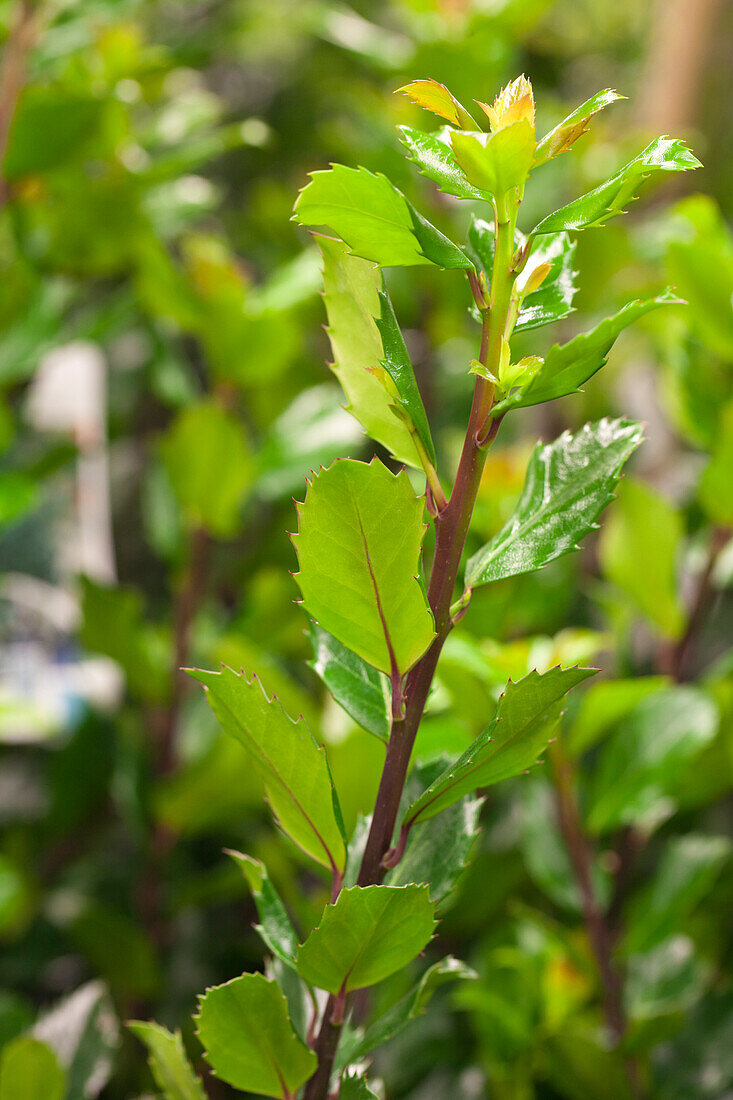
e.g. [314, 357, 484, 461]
[195, 974, 316, 1099]
[292, 457, 435, 678]
[293, 163, 472, 269]
[127, 1022, 206, 1100]
[534, 89, 625, 165]
[226, 851, 298, 967]
[189, 666, 347, 873]
[465, 419, 643, 588]
[532, 136, 701, 235]
[398, 78, 480, 130]
[491, 291, 681, 416]
[398, 126, 490, 201]
[375, 285, 435, 464]
[295, 884, 436, 994]
[404, 666, 596, 827]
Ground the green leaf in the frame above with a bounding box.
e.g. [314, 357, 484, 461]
[317, 236, 422, 467]
[386, 760, 481, 902]
[451, 121, 535, 197]
[534, 90, 624, 165]
[493, 290, 681, 414]
[339, 1071, 379, 1099]
[3, 88, 105, 179]
[309, 624, 390, 742]
[599, 477, 685, 639]
[160, 399, 252, 537]
[338, 957, 476, 1068]
[404, 666, 595, 827]
[621, 835, 730, 955]
[0, 1038, 66, 1100]
[398, 126, 490, 201]
[128, 1022, 206, 1100]
[196, 973, 316, 1099]
[0, 472, 37, 530]
[295, 885, 435, 994]
[566, 676, 670, 756]
[399, 78, 479, 130]
[515, 231, 578, 332]
[190, 667, 346, 873]
[532, 137, 701, 234]
[34, 980, 119, 1100]
[375, 287, 436, 464]
[699, 401, 733, 526]
[587, 687, 719, 834]
[226, 851, 298, 966]
[293, 457, 435, 677]
[625, 936, 708, 1022]
[293, 165, 471, 269]
[466, 419, 643, 588]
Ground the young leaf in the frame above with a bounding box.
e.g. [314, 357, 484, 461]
[534, 90, 624, 165]
[532, 137, 701, 235]
[375, 287, 436, 464]
[318, 235, 422, 467]
[196, 973, 316, 1099]
[587, 687, 719, 834]
[293, 458, 435, 678]
[492, 290, 681, 414]
[337, 957, 476, 1068]
[127, 1022, 206, 1100]
[399, 78, 479, 130]
[404, 666, 595, 827]
[226, 851, 298, 966]
[295, 885, 435, 994]
[451, 121, 535, 197]
[398, 126, 490, 201]
[309, 623, 390, 742]
[465, 419, 643, 588]
[621, 835, 730, 956]
[0, 1038, 66, 1100]
[599, 477, 685, 639]
[293, 164, 471, 269]
[515, 231, 578, 332]
[190, 667, 347, 873]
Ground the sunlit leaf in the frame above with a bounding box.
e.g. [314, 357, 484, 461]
[399, 79, 479, 130]
[451, 121, 535, 197]
[534, 90, 624, 165]
[398, 126, 489, 201]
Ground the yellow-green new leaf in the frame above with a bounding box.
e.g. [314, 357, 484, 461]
[399, 78, 479, 130]
[293, 458, 435, 677]
[190, 667, 347, 873]
[128, 1022, 206, 1100]
[196, 974, 316, 1099]
[296, 885, 435, 993]
[318, 236, 422, 468]
[451, 121, 535, 197]
[534, 90, 624, 165]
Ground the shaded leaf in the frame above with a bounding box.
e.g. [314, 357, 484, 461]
[466, 419, 643, 587]
[515, 231, 578, 332]
[296, 885, 435, 994]
[566, 676, 670, 756]
[587, 687, 719, 834]
[405, 666, 595, 827]
[190, 667, 346, 872]
[293, 164, 471, 268]
[226, 851, 298, 967]
[128, 1022, 206, 1100]
[34, 981, 118, 1100]
[196, 974, 316, 1099]
[625, 936, 708, 1022]
[532, 137, 700, 235]
[0, 1038, 65, 1100]
[534, 90, 624, 165]
[309, 624, 390, 742]
[339, 1071, 380, 1099]
[375, 287, 435, 464]
[293, 457, 435, 677]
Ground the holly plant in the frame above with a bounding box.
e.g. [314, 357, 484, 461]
[129, 75, 699, 1099]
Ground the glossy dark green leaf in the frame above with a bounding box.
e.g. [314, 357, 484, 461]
[492, 290, 681, 415]
[398, 126, 490, 201]
[587, 687, 719, 834]
[128, 1022, 206, 1100]
[293, 164, 471, 268]
[196, 973, 316, 1099]
[515, 232, 578, 332]
[376, 286, 436, 463]
[404, 666, 595, 827]
[190, 667, 347, 873]
[295, 885, 436, 994]
[532, 137, 701, 234]
[227, 851, 298, 967]
[0, 1038, 66, 1100]
[622, 835, 730, 955]
[337, 957, 476, 1068]
[293, 458, 435, 677]
[465, 419, 643, 587]
[534, 90, 624, 165]
[309, 624, 390, 742]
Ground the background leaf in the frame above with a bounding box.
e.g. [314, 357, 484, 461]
[128, 1021, 206, 1100]
[0, 1038, 66, 1100]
